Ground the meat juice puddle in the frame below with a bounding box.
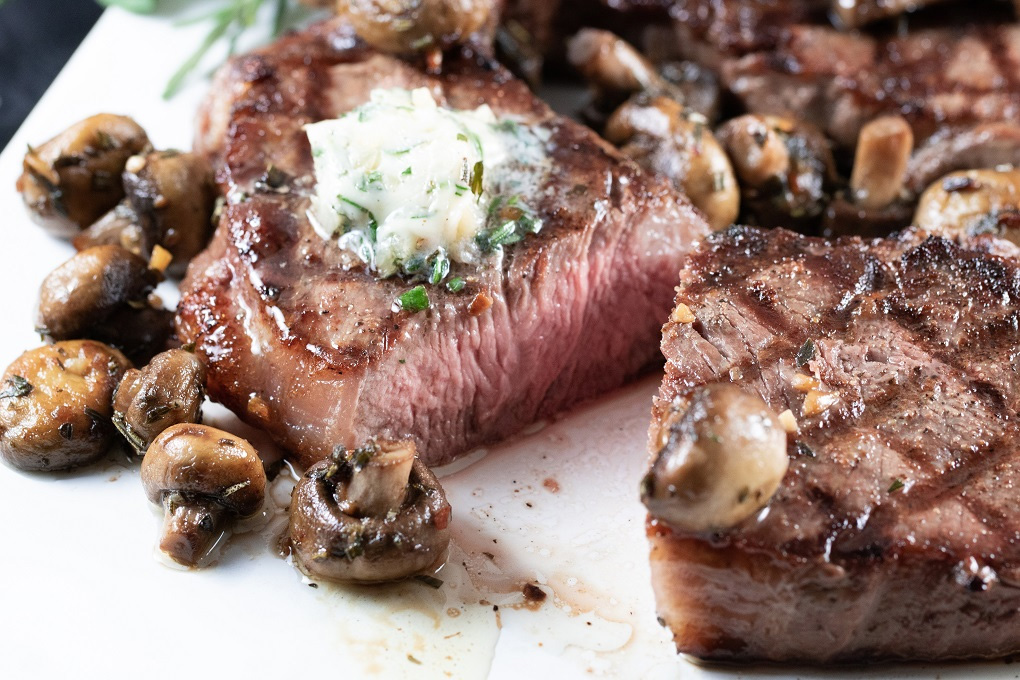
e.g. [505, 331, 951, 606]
[287, 377, 678, 677]
[127, 381, 675, 676]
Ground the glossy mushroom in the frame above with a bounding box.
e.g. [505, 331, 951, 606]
[17, 114, 150, 238]
[336, 0, 494, 56]
[37, 245, 158, 341]
[606, 95, 739, 231]
[642, 384, 789, 532]
[914, 168, 1020, 245]
[113, 349, 207, 454]
[289, 439, 452, 583]
[141, 424, 266, 567]
[717, 114, 835, 230]
[0, 341, 131, 472]
[567, 28, 720, 126]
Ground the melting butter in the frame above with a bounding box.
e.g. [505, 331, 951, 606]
[306, 88, 549, 280]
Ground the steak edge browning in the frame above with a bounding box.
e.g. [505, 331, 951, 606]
[178, 19, 709, 469]
[646, 226, 1020, 662]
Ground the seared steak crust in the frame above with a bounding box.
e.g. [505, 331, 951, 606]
[179, 20, 708, 468]
[648, 225, 1020, 662]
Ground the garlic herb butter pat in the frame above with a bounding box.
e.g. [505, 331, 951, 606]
[305, 88, 548, 279]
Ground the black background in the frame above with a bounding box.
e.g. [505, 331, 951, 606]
[0, 0, 102, 148]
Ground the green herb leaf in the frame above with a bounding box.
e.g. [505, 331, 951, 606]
[470, 161, 484, 198]
[163, 10, 233, 99]
[414, 574, 444, 589]
[271, 0, 288, 36]
[356, 171, 383, 192]
[888, 479, 905, 493]
[0, 375, 33, 400]
[446, 277, 466, 292]
[398, 285, 430, 313]
[796, 339, 815, 367]
[428, 251, 450, 285]
[339, 196, 379, 241]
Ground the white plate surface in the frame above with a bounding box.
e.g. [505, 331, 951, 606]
[0, 4, 1018, 679]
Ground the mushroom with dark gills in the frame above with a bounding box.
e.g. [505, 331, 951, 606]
[642, 384, 790, 532]
[141, 424, 266, 567]
[289, 439, 452, 583]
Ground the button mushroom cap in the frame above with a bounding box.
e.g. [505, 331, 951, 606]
[0, 341, 131, 472]
[37, 245, 158, 341]
[914, 168, 1020, 245]
[113, 349, 207, 454]
[642, 384, 789, 533]
[717, 114, 792, 187]
[605, 95, 739, 231]
[17, 114, 150, 238]
[337, 0, 494, 55]
[141, 424, 266, 567]
[289, 440, 452, 583]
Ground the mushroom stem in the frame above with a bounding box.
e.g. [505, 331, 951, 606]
[567, 28, 665, 94]
[159, 492, 226, 566]
[850, 115, 914, 210]
[340, 440, 416, 517]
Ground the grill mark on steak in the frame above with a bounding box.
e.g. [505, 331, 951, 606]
[656, 226, 1020, 560]
[180, 18, 708, 468]
[647, 224, 1020, 661]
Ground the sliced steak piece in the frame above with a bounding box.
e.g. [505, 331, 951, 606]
[645, 225, 1020, 663]
[179, 19, 708, 469]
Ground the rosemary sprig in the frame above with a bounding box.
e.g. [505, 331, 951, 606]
[95, 0, 316, 99]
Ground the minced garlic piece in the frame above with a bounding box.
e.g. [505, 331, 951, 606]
[778, 408, 799, 433]
[671, 303, 696, 324]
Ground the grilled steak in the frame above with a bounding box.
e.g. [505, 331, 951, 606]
[178, 19, 708, 469]
[644, 224, 1020, 662]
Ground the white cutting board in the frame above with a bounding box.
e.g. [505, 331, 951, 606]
[0, 3, 1015, 678]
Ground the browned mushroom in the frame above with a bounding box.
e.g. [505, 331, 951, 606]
[289, 439, 452, 583]
[73, 150, 216, 277]
[914, 168, 1020, 245]
[37, 245, 158, 341]
[606, 95, 739, 231]
[336, 0, 494, 55]
[71, 201, 146, 255]
[141, 424, 266, 567]
[642, 384, 789, 532]
[36, 245, 174, 363]
[717, 114, 836, 230]
[567, 28, 665, 95]
[0, 341, 131, 472]
[113, 349, 207, 454]
[567, 28, 720, 126]
[17, 114, 150, 238]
